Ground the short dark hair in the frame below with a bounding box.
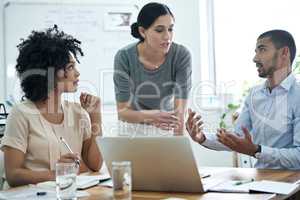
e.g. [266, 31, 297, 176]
[15, 25, 83, 102]
[258, 30, 296, 64]
[131, 2, 174, 41]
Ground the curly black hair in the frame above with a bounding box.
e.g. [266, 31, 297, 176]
[15, 25, 84, 102]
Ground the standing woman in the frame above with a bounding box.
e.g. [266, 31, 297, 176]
[1, 26, 103, 187]
[114, 2, 192, 135]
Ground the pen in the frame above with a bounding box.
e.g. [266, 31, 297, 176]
[201, 174, 211, 179]
[234, 178, 255, 185]
[36, 191, 47, 196]
[59, 136, 80, 166]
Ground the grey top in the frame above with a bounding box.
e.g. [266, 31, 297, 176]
[113, 42, 192, 111]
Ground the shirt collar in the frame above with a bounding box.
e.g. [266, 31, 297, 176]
[264, 73, 296, 92]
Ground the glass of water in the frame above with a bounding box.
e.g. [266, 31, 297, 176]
[112, 161, 132, 200]
[56, 162, 77, 200]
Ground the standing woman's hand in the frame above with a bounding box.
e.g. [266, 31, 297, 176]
[150, 110, 180, 131]
[80, 92, 102, 136]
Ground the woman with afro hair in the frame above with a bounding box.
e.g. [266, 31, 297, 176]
[1, 25, 103, 187]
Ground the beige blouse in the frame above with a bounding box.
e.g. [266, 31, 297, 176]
[1, 100, 91, 171]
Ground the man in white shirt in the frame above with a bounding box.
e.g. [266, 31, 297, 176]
[186, 29, 300, 169]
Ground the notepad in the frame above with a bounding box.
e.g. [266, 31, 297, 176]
[37, 173, 111, 190]
[76, 174, 111, 189]
[99, 179, 113, 187]
[207, 180, 299, 195]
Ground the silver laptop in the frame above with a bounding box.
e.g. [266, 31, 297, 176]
[97, 136, 209, 193]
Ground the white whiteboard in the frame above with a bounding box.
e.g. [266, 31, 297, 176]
[3, 1, 138, 104]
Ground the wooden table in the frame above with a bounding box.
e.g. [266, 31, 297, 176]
[83, 167, 300, 200]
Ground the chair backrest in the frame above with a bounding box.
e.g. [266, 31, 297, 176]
[0, 104, 8, 119]
[0, 104, 8, 137]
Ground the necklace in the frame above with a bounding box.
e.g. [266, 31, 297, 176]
[139, 56, 162, 70]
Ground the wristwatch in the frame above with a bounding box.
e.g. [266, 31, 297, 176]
[254, 144, 262, 159]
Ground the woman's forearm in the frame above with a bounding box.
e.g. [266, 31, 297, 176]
[89, 112, 102, 136]
[118, 108, 157, 124]
[82, 135, 103, 172]
[6, 168, 54, 187]
[81, 110, 103, 172]
[174, 99, 187, 135]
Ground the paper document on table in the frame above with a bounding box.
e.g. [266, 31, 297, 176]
[0, 186, 89, 199]
[207, 180, 256, 193]
[249, 180, 299, 195]
[0, 186, 55, 199]
[207, 179, 299, 195]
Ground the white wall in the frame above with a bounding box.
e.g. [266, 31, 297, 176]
[0, 0, 233, 167]
[0, 0, 5, 102]
[0, 0, 201, 102]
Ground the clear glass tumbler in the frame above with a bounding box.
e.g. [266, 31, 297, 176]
[112, 161, 132, 200]
[56, 162, 77, 200]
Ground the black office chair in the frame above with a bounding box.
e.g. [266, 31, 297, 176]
[0, 104, 8, 120]
[0, 103, 8, 138]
